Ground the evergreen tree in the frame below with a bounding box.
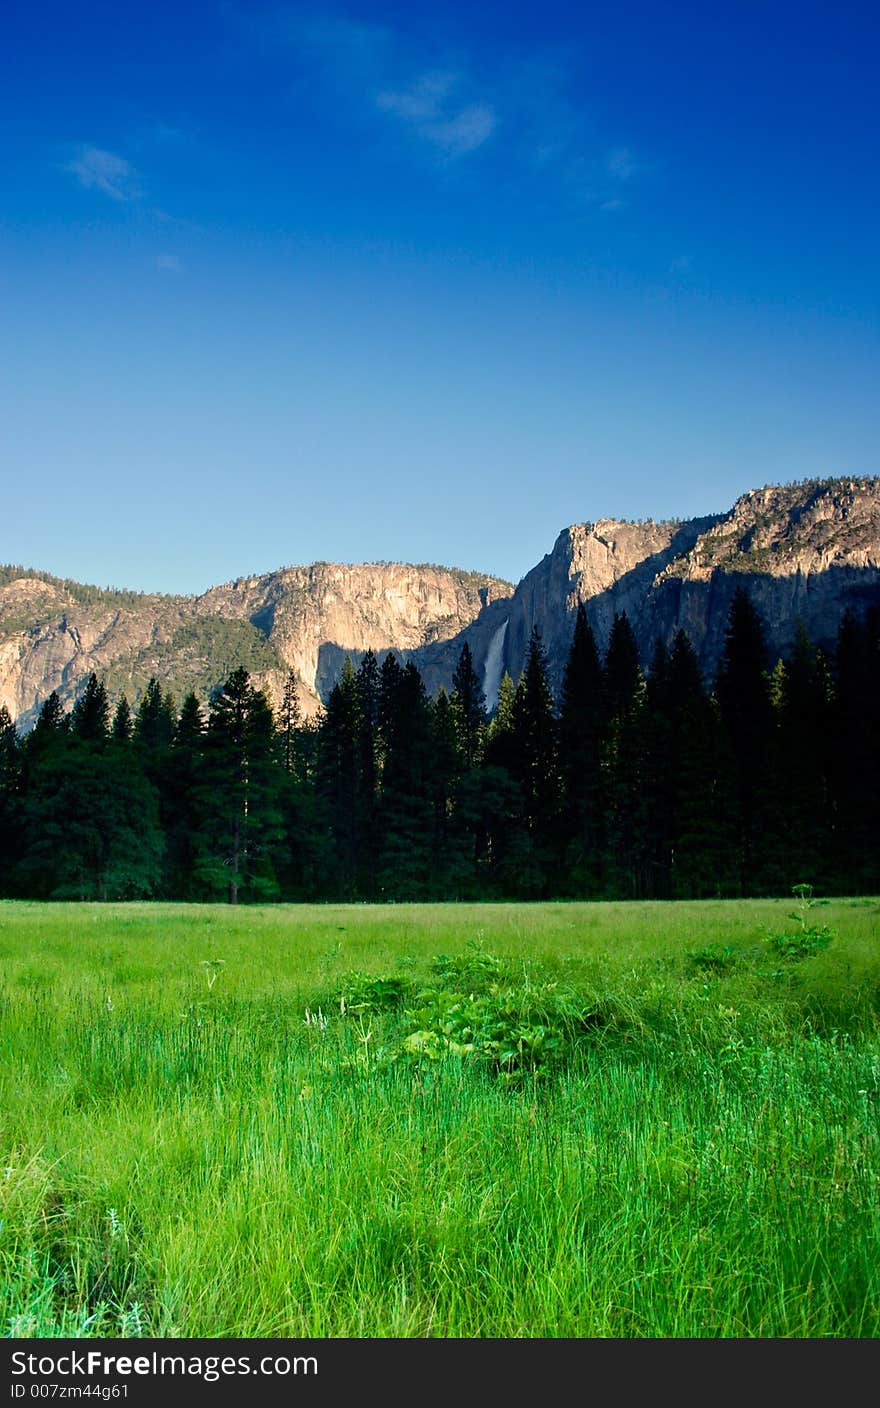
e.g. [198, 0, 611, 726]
[29, 691, 68, 749]
[764, 624, 834, 890]
[601, 613, 648, 897]
[830, 608, 880, 892]
[376, 652, 403, 771]
[485, 672, 517, 768]
[162, 692, 205, 897]
[112, 696, 133, 742]
[71, 673, 109, 743]
[428, 688, 469, 897]
[279, 671, 301, 776]
[315, 659, 361, 897]
[665, 630, 735, 897]
[17, 735, 163, 900]
[135, 677, 176, 753]
[193, 668, 284, 903]
[715, 588, 774, 892]
[354, 651, 380, 896]
[641, 637, 674, 896]
[646, 636, 670, 714]
[451, 641, 487, 770]
[509, 627, 559, 894]
[603, 612, 642, 720]
[557, 603, 605, 895]
[0, 705, 21, 894]
[377, 660, 434, 899]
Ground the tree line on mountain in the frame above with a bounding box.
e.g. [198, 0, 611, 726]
[0, 589, 877, 903]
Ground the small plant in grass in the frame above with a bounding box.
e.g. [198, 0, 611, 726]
[686, 943, 738, 975]
[321, 947, 605, 1084]
[400, 950, 603, 1083]
[335, 972, 413, 1015]
[200, 958, 225, 990]
[431, 940, 508, 986]
[768, 884, 835, 961]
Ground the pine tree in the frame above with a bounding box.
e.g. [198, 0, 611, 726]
[715, 588, 774, 893]
[193, 668, 284, 903]
[830, 608, 880, 892]
[71, 673, 109, 743]
[665, 630, 734, 897]
[765, 624, 833, 891]
[17, 733, 163, 900]
[377, 661, 433, 899]
[315, 659, 361, 897]
[29, 691, 68, 749]
[509, 627, 559, 894]
[135, 677, 176, 753]
[279, 671, 301, 776]
[111, 696, 133, 742]
[451, 641, 487, 770]
[354, 651, 380, 896]
[376, 652, 403, 771]
[642, 637, 674, 896]
[603, 612, 642, 720]
[0, 705, 21, 894]
[163, 692, 205, 897]
[601, 613, 648, 897]
[557, 603, 604, 895]
[485, 672, 516, 766]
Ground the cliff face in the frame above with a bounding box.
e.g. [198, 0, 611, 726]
[412, 476, 880, 701]
[2, 476, 878, 729]
[0, 563, 512, 729]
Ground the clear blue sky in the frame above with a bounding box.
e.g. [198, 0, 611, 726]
[1, 0, 878, 593]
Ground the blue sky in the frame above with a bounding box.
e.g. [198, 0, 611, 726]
[1, 0, 878, 593]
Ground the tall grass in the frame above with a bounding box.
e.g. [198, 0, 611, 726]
[1, 898, 879, 1337]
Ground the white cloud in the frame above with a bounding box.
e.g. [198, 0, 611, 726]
[155, 254, 183, 272]
[274, 12, 645, 190]
[66, 146, 140, 201]
[422, 104, 497, 156]
[378, 72, 496, 155]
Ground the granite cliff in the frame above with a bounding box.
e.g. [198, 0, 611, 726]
[413, 476, 880, 703]
[0, 562, 512, 729]
[2, 476, 878, 728]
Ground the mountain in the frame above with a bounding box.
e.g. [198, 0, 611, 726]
[1, 475, 878, 729]
[415, 476, 880, 705]
[0, 562, 512, 730]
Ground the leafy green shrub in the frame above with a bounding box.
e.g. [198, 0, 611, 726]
[430, 941, 509, 986]
[335, 972, 414, 1015]
[325, 944, 606, 1084]
[768, 884, 836, 961]
[402, 978, 601, 1081]
[686, 943, 738, 974]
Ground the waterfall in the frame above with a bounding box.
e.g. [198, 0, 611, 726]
[483, 619, 509, 713]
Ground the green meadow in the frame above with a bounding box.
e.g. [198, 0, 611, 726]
[2, 897, 879, 1338]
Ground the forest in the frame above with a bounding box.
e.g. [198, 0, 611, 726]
[0, 589, 877, 904]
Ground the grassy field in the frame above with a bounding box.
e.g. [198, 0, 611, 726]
[1, 896, 879, 1338]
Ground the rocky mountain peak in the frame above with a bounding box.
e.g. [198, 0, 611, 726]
[2, 476, 878, 730]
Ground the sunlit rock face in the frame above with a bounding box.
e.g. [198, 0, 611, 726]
[2, 476, 878, 729]
[412, 477, 880, 697]
[0, 561, 512, 728]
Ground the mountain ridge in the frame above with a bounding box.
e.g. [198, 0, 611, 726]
[2, 474, 878, 729]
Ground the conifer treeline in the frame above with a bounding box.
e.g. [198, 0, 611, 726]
[0, 589, 877, 902]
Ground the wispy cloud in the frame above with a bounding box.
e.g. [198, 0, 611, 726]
[257, 10, 648, 197]
[281, 15, 497, 161]
[66, 145, 140, 201]
[154, 253, 183, 272]
[377, 70, 496, 156]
